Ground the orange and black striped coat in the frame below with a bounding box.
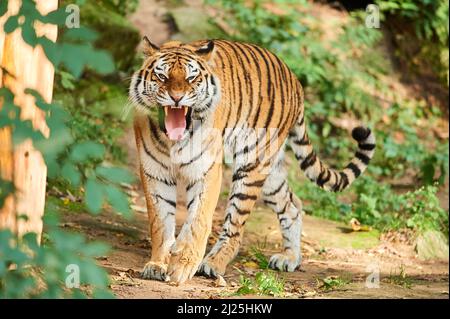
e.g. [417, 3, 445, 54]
[130, 38, 375, 284]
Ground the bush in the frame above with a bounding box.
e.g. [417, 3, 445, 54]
[0, 0, 134, 298]
[352, 178, 448, 236]
[60, 0, 141, 73]
[376, 0, 449, 85]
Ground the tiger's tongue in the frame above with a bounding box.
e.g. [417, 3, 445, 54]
[165, 107, 186, 141]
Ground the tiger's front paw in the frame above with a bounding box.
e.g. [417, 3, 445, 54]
[141, 261, 170, 281]
[168, 259, 198, 285]
[196, 261, 218, 278]
[167, 239, 202, 284]
[268, 253, 301, 272]
[196, 256, 226, 278]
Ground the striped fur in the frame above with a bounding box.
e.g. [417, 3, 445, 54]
[130, 39, 375, 284]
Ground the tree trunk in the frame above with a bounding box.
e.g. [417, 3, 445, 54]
[0, 0, 58, 242]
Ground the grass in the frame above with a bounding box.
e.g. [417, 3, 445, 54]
[250, 246, 270, 270]
[288, 156, 448, 237]
[235, 271, 285, 297]
[46, 193, 85, 215]
[317, 275, 351, 291]
[220, 189, 229, 200]
[386, 265, 413, 289]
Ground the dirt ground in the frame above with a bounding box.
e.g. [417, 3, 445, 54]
[61, 0, 449, 299]
[62, 186, 449, 299]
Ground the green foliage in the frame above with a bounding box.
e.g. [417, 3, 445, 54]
[0, 179, 14, 208]
[376, 0, 449, 84]
[377, 0, 448, 38]
[98, 0, 140, 16]
[386, 265, 413, 288]
[290, 167, 448, 236]
[210, 0, 448, 237]
[0, 0, 134, 298]
[370, 101, 448, 183]
[353, 178, 448, 236]
[50, 80, 134, 219]
[61, 0, 141, 72]
[53, 80, 130, 163]
[317, 276, 350, 291]
[208, 0, 383, 116]
[3, 0, 114, 78]
[24, 88, 133, 219]
[57, 70, 76, 90]
[400, 186, 448, 235]
[0, 224, 113, 298]
[236, 271, 285, 297]
[250, 247, 269, 269]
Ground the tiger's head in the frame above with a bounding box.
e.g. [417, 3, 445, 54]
[129, 37, 220, 141]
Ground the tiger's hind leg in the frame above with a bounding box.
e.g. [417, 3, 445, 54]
[262, 150, 303, 272]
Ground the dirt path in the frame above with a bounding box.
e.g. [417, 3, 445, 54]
[62, 0, 449, 299]
[63, 194, 448, 298]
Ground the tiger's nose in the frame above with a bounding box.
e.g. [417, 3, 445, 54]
[170, 93, 183, 103]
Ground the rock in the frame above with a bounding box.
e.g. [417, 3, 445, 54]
[415, 230, 449, 260]
[170, 6, 223, 42]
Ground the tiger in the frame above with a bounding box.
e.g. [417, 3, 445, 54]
[129, 37, 375, 284]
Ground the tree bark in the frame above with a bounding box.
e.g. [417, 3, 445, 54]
[0, 0, 58, 242]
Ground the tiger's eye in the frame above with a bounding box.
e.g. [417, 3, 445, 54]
[157, 73, 167, 82]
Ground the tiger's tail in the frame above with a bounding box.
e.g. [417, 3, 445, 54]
[288, 115, 375, 192]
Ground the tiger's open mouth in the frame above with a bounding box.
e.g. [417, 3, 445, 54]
[159, 106, 192, 141]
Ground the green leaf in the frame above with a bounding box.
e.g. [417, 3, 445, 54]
[38, 37, 62, 66]
[0, 1, 8, 17]
[42, 210, 60, 228]
[22, 232, 40, 252]
[4, 16, 19, 33]
[82, 241, 110, 257]
[104, 185, 131, 218]
[63, 27, 98, 42]
[84, 178, 104, 214]
[41, 8, 69, 25]
[12, 119, 45, 145]
[79, 260, 109, 286]
[69, 141, 105, 162]
[0, 178, 14, 209]
[87, 49, 115, 75]
[20, 0, 43, 21]
[60, 43, 86, 78]
[95, 166, 134, 184]
[61, 163, 82, 186]
[21, 22, 38, 46]
[58, 70, 76, 90]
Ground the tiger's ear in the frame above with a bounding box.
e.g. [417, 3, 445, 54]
[142, 36, 159, 57]
[195, 40, 215, 61]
